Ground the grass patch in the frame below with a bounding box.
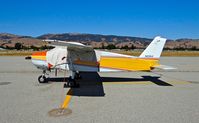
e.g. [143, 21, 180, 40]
[1, 50, 199, 56]
[161, 51, 199, 56]
[111, 50, 199, 57]
[0, 50, 33, 56]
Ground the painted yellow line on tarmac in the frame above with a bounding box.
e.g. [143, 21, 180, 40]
[61, 89, 72, 109]
[60, 81, 190, 109]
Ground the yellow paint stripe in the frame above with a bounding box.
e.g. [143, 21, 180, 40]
[100, 57, 159, 71]
[61, 89, 72, 109]
[32, 55, 46, 60]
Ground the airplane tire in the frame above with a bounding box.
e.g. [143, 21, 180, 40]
[68, 77, 79, 88]
[75, 73, 82, 79]
[38, 75, 47, 83]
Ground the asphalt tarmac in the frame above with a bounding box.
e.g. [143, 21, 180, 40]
[0, 56, 199, 123]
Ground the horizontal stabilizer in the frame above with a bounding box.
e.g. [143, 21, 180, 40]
[152, 65, 177, 70]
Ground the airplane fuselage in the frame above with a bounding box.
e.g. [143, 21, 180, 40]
[31, 48, 159, 72]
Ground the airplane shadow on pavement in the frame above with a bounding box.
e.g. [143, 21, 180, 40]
[47, 72, 172, 97]
[71, 72, 105, 97]
[47, 72, 105, 97]
[101, 75, 173, 86]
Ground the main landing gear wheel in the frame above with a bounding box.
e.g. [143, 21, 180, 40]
[75, 72, 82, 80]
[38, 75, 47, 83]
[64, 77, 79, 88]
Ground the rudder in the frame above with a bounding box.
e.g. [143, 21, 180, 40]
[139, 36, 167, 58]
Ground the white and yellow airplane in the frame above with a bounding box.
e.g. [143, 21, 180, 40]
[31, 36, 174, 87]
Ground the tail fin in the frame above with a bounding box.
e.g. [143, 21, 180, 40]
[139, 36, 167, 58]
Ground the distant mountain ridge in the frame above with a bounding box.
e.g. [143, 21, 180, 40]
[37, 33, 152, 42]
[0, 33, 34, 40]
[0, 33, 199, 49]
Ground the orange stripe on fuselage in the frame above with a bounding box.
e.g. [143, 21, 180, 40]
[99, 57, 159, 71]
[31, 51, 47, 61]
[74, 59, 99, 67]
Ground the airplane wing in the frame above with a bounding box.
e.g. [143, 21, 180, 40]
[49, 41, 93, 52]
[48, 41, 99, 72]
[152, 65, 177, 70]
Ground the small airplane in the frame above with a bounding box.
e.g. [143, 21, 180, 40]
[30, 36, 175, 87]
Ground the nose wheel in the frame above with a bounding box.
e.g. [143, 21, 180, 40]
[38, 70, 48, 83]
[38, 75, 47, 83]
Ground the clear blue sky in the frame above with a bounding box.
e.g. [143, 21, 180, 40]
[0, 0, 199, 39]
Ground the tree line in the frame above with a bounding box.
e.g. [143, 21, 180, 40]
[96, 44, 136, 50]
[2, 43, 54, 51]
[1, 42, 199, 51]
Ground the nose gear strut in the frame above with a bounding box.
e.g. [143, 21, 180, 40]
[38, 70, 48, 83]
